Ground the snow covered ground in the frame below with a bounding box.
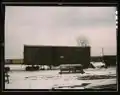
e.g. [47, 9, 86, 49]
[5, 65, 117, 90]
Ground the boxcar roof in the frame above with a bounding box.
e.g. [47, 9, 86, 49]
[24, 45, 90, 48]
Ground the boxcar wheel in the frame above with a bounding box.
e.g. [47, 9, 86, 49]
[5, 67, 10, 72]
[25, 66, 29, 71]
[59, 72, 62, 74]
[81, 69, 85, 74]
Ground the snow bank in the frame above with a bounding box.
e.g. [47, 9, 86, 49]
[5, 65, 117, 89]
[5, 65, 26, 71]
[91, 62, 105, 68]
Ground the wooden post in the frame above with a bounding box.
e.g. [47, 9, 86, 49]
[102, 48, 107, 68]
[5, 71, 9, 84]
[49, 65, 52, 70]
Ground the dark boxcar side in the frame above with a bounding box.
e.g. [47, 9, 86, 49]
[81, 47, 90, 68]
[24, 46, 52, 65]
[52, 47, 74, 65]
[24, 46, 90, 68]
[37, 46, 52, 65]
[24, 46, 35, 65]
[53, 46, 90, 68]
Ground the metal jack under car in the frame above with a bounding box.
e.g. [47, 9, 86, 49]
[59, 64, 85, 74]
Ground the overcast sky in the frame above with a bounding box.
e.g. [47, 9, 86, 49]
[5, 6, 117, 59]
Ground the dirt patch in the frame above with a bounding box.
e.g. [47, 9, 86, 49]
[77, 75, 116, 80]
[53, 83, 91, 89]
[85, 84, 117, 90]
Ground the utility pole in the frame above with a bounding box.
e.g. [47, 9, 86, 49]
[102, 48, 107, 68]
[102, 48, 104, 57]
[101, 48, 104, 63]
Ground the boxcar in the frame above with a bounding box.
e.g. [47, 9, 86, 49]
[24, 45, 90, 70]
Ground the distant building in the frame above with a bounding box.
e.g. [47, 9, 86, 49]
[91, 55, 116, 66]
[91, 56, 102, 62]
[5, 59, 12, 64]
[5, 59, 23, 64]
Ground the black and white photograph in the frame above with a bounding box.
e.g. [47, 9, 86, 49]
[4, 6, 117, 91]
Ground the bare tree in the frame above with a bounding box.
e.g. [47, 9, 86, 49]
[76, 36, 89, 47]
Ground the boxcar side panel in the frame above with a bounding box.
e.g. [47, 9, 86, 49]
[24, 46, 90, 68]
[52, 47, 90, 68]
[24, 46, 52, 65]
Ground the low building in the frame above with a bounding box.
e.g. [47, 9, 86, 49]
[103, 55, 116, 66]
[91, 56, 102, 62]
[91, 55, 116, 67]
